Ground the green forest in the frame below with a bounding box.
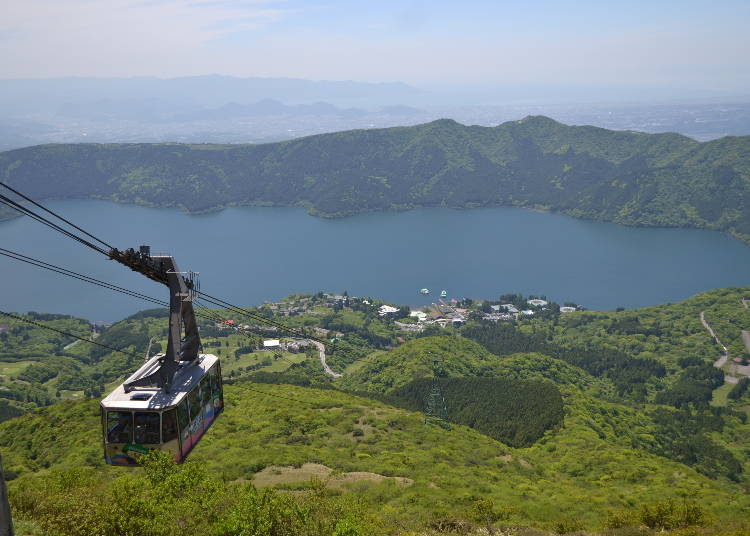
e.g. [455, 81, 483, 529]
[2, 116, 750, 244]
[388, 377, 564, 447]
[2, 287, 750, 534]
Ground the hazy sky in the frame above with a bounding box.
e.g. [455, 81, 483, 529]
[2, 0, 749, 95]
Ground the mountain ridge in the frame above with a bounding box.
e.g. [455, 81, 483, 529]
[2, 116, 750, 244]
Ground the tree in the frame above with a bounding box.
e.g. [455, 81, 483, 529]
[469, 498, 514, 535]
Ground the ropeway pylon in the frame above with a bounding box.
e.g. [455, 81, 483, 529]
[424, 358, 451, 429]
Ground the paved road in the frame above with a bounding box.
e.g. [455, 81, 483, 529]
[63, 339, 80, 350]
[313, 340, 342, 378]
[701, 310, 750, 384]
[702, 311, 729, 368]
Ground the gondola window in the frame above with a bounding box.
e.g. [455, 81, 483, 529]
[107, 411, 132, 444]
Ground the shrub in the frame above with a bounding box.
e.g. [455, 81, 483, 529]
[638, 499, 709, 530]
[553, 518, 586, 534]
[10, 450, 374, 536]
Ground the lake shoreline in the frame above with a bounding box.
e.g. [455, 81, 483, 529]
[2, 199, 750, 321]
[2, 196, 748, 248]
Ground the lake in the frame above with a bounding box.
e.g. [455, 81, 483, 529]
[1, 200, 749, 322]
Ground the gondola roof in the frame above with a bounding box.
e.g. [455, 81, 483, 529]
[101, 353, 218, 411]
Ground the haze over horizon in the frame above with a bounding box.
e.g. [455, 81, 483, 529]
[2, 0, 750, 104]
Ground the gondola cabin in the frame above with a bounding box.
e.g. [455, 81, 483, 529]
[101, 353, 223, 466]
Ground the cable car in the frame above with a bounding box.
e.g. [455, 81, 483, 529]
[101, 245, 222, 465]
[101, 353, 223, 465]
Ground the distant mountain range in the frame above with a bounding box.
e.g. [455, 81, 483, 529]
[0, 75, 427, 118]
[1, 115, 749, 244]
[170, 99, 417, 121]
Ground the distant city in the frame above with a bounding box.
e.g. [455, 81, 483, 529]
[1, 77, 748, 151]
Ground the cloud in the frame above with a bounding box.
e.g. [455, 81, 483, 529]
[0, 0, 747, 98]
[0, 0, 290, 77]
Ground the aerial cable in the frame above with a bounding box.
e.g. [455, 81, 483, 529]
[0, 193, 108, 255]
[194, 293, 371, 375]
[195, 293, 346, 369]
[192, 297, 231, 325]
[0, 248, 168, 308]
[0, 248, 246, 329]
[0, 247, 297, 346]
[0, 186, 363, 374]
[0, 181, 114, 250]
[0, 310, 144, 361]
[0, 193, 109, 256]
[0, 239, 358, 375]
[1, 186, 343, 349]
[193, 296, 303, 369]
[2, 311, 313, 408]
[196, 291, 328, 344]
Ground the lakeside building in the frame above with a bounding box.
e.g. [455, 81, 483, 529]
[378, 304, 399, 316]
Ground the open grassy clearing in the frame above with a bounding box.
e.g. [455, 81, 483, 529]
[0, 360, 33, 378]
[711, 382, 734, 407]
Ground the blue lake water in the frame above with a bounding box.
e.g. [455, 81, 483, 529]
[1, 200, 749, 322]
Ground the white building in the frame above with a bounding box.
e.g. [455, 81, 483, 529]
[500, 304, 520, 314]
[263, 339, 281, 349]
[378, 304, 399, 316]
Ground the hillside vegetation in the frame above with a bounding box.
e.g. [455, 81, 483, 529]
[2, 383, 750, 535]
[3, 288, 750, 533]
[2, 116, 750, 243]
[389, 377, 564, 447]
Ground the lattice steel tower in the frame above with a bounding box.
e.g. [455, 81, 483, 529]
[424, 359, 451, 429]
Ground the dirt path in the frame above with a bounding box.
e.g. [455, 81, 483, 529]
[742, 298, 748, 309]
[313, 340, 342, 378]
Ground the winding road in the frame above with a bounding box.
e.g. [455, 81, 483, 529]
[313, 340, 342, 378]
[700, 311, 738, 384]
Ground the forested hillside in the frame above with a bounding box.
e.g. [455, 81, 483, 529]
[2, 383, 749, 535]
[3, 288, 750, 534]
[389, 377, 564, 447]
[2, 116, 750, 243]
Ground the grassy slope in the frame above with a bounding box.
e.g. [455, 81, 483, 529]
[2, 383, 748, 528]
[2, 116, 750, 243]
[3, 289, 750, 529]
[550, 287, 750, 371]
[336, 336, 501, 393]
